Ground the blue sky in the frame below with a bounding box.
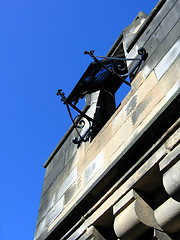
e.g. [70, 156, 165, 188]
[1, 1, 158, 239]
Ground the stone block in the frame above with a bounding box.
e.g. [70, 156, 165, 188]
[165, 127, 180, 150]
[112, 100, 131, 134]
[154, 197, 180, 234]
[42, 132, 79, 195]
[142, 19, 180, 79]
[42, 151, 66, 196]
[132, 0, 177, 51]
[153, 228, 172, 240]
[64, 176, 82, 207]
[85, 122, 112, 161]
[84, 150, 103, 185]
[35, 196, 64, 240]
[114, 117, 134, 147]
[155, 0, 180, 43]
[165, 76, 180, 102]
[155, 38, 180, 80]
[40, 141, 82, 211]
[39, 163, 69, 210]
[113, 189, 158, 240]
[65, 141, 78, 166]
[104, 117, 133, 166]
[126, 0, 178, 70]
[66, 223, 86, 240]
[131, 71, 144, 93]
[55, 166, 77, 200]
[79, 226, 106, 240]
[45, 196, 64, 227]
[113, 70, 157, 131]
[175, 55, 180, 73]
[67, 145, 83, 173]
[44, 158, 53, 178]
[159, 144, 180, 172]
[140, 95, 166, 131]
[36, 167, 77, 228]
[142, 0, 180, 62]
[141, 78, 180, 132]
[132, 63, 180, 127]
[162, 158, 180, 201]
[37, 193, 57, 226]
[123, 11, 147, 53]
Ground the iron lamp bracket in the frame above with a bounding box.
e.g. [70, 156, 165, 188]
[56, 89, 96, 145]
[84, 47, 147, 85]
[57, 48, 148, 144]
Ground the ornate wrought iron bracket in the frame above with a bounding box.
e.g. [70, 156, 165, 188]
[56, 89, 96, 144]
[57, 47, 147, 145]
[84, 47, 147, 85]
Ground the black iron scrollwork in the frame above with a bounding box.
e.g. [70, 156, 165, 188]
[84, 47, 148, 85]
[56, 89, 95, 145]
[57, 48, 147, 145]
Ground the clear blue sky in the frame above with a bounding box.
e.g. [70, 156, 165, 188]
[0, 1, 158, 239]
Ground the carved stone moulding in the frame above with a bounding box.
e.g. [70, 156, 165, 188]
[154, 197, 180, 234]
[113, 189, 157, 240]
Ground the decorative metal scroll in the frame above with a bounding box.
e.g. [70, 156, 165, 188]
[56, 89, 96, 144]
[84, 47, 147, 84]
[57, 47, 147, 144]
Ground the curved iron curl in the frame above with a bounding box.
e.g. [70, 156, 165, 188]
[66, 103, 92, 144]
[73, 115, 86, 129]
[111, 60, 128, 78]
[111, 47, 147, 79]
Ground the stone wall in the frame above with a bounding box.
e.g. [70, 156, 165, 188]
[35, 0, 180, 239]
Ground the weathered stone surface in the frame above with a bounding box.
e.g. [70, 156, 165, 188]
[42, 152, 66, 196]
[35, 196, 64, 240]
[64, 176, 82, 206]
[130, 71, 144, 93]
[79, 226, 106, 240]
[142, 19, 180, 79]
[126, 0, 178, 72]
[112, 71, 157, 133]
[159, 144, 180, 172]
[143, 0, 180, 59]
[163, 159, 180, 201]
[66, 223, 86, 240]
[36, 167, 77, 230]
[128, 0, 177, 56]
[113, 189, 157, 240]
[123, 11, 147, 53]
[155, 38, 180, 80]
[175, 55, 180, 73]
[165, 126, 180, 150]
[132, 63, 180, 127]
[153, 228, 172, 240]
[154, 197, 180, 234]
[84, 150, 103, 184]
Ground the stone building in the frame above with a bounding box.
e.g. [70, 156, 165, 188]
[35, 0, 180, 239]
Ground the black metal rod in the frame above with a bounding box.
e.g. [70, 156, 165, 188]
[66, 103, 93, 144]
[86, 51, 113, 74]
[56, 89, 95, 124]
[84, 50, 131, 87]
[95, 55, 141, 61]
[66, 104, 85, 142]
[67, 101, 95, 124]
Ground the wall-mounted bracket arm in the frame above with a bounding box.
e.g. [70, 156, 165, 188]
[84, 47, 148, 84]
[56, 48, 147, 145]
[56, 89, 96, 144]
